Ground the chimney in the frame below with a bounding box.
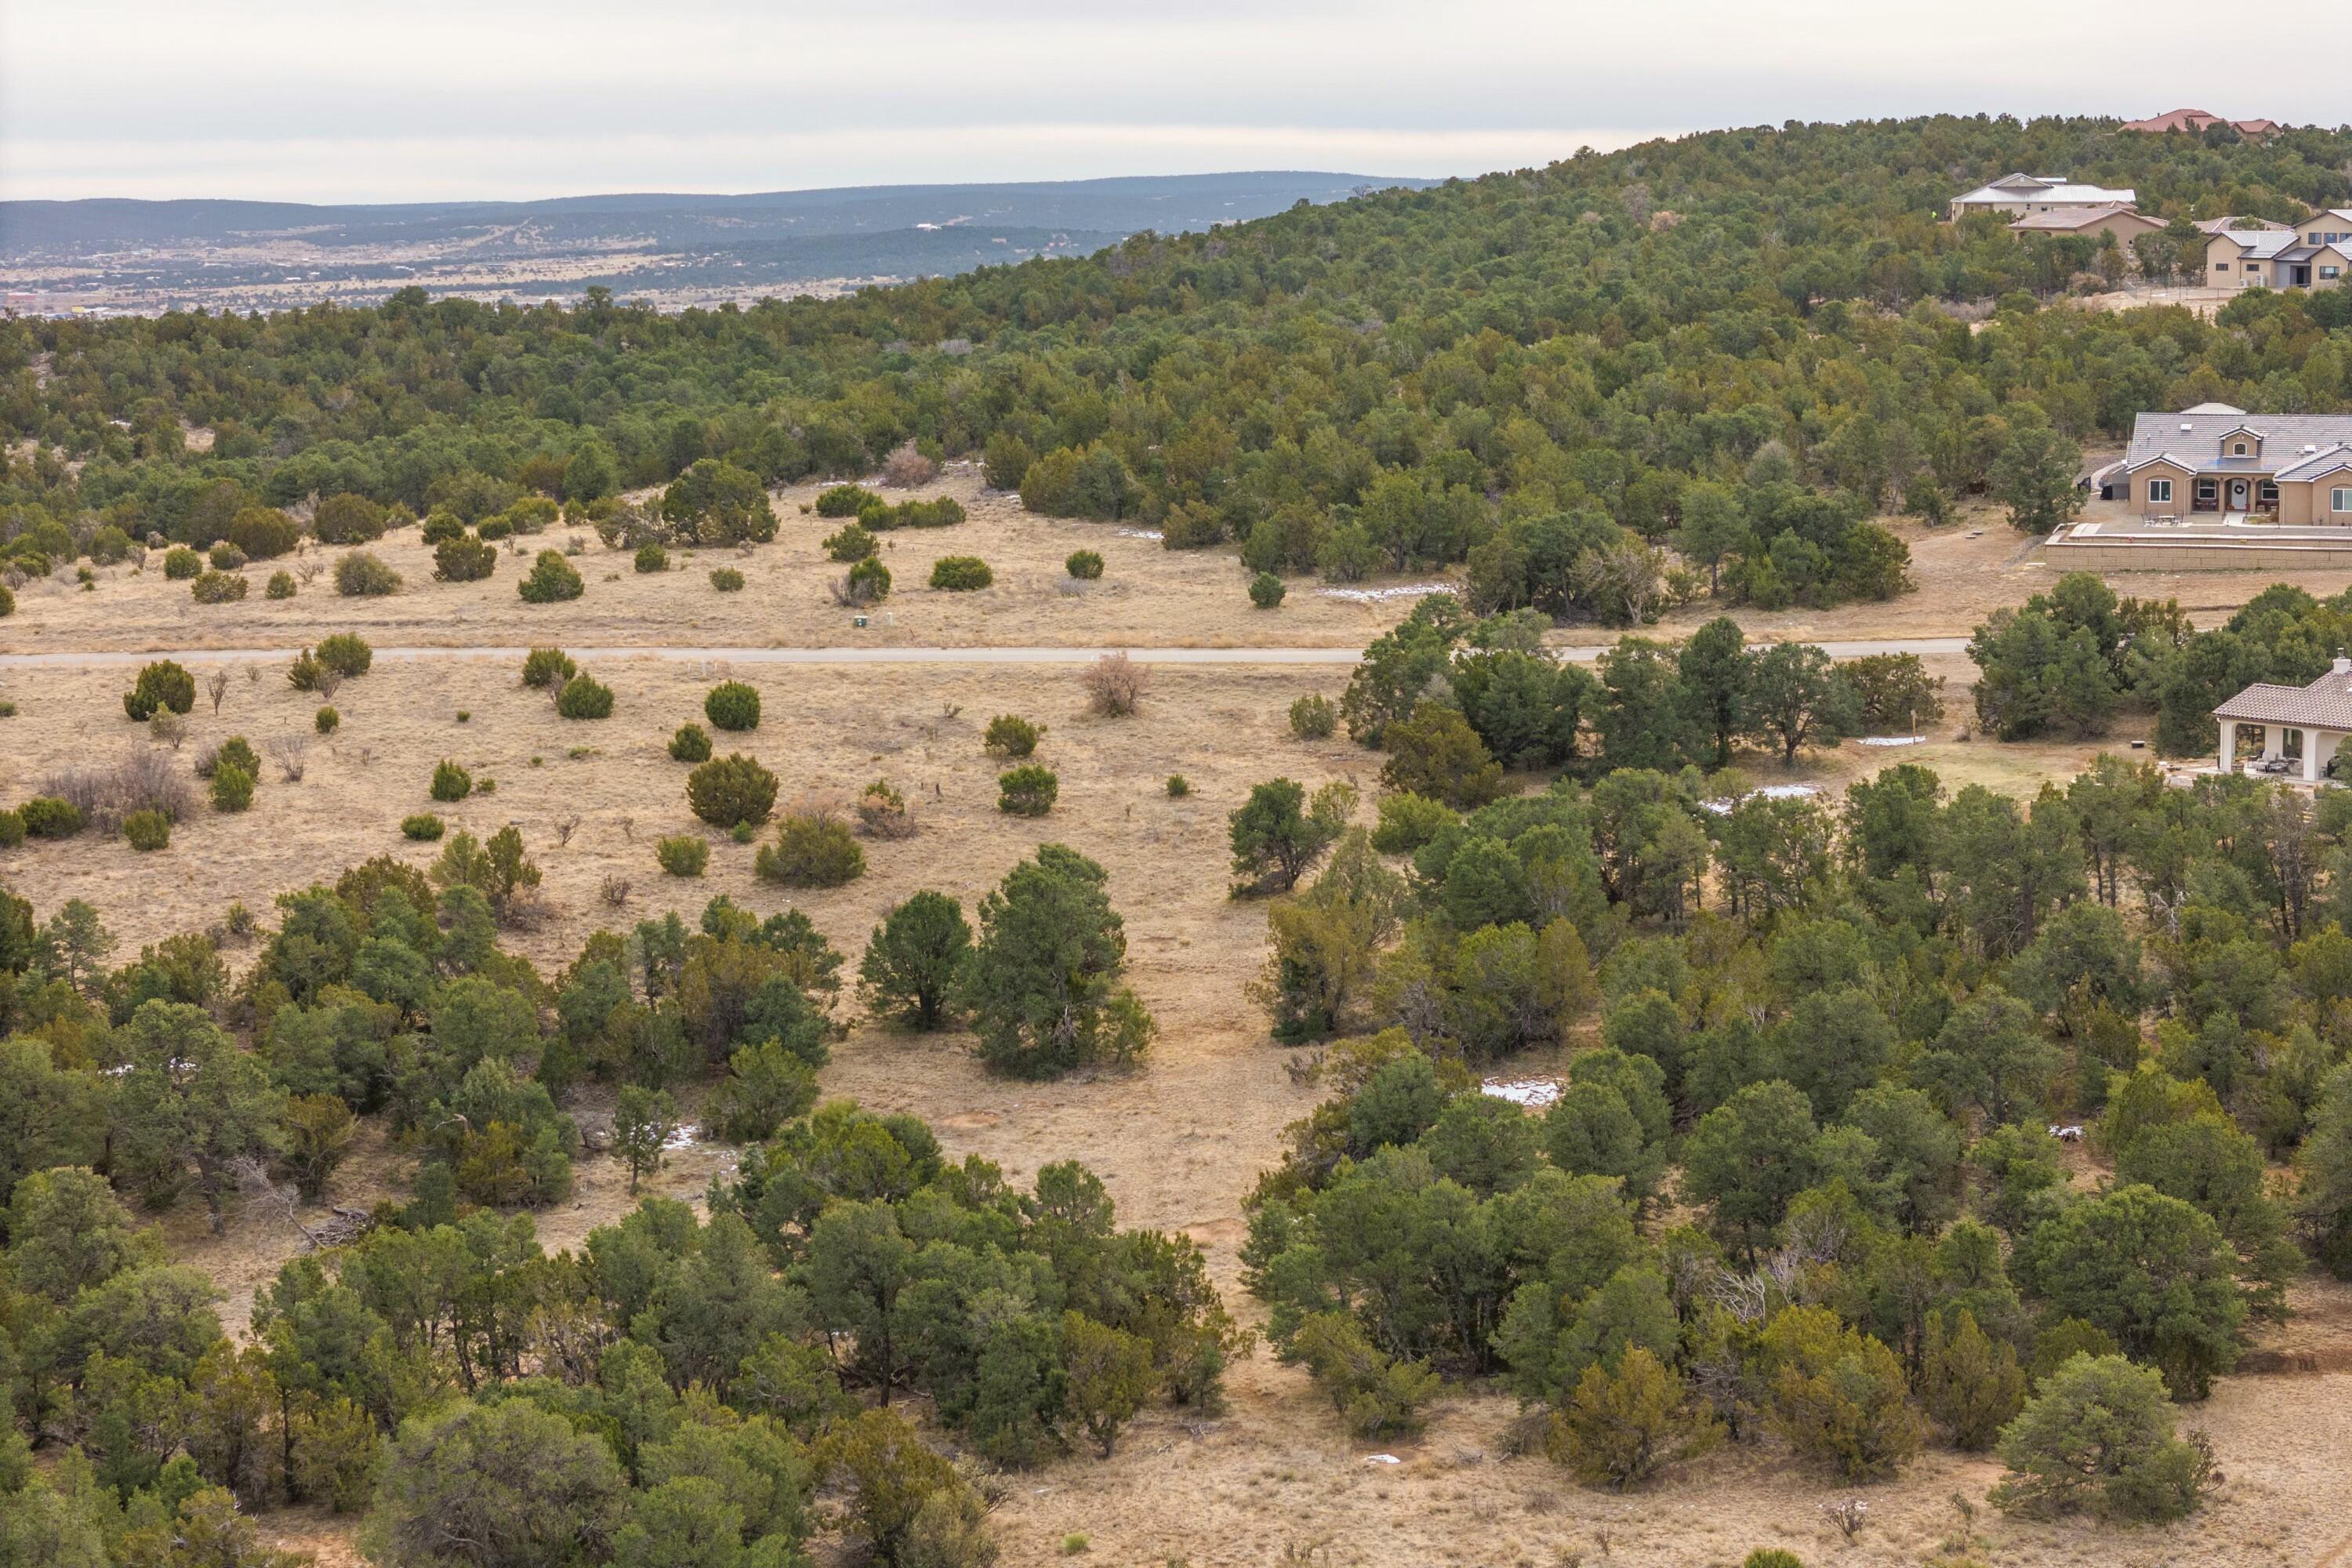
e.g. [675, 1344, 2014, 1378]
[2336, 656, 2350, 676]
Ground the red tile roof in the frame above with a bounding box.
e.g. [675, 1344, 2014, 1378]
[2122, 107, 2281, 136]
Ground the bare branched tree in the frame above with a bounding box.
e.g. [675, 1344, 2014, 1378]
[554, 814, 582, 848]
[1082, 651, 1151, 717]
[205, 669, 230, 714]
[263, 732, 310, 782]
[1822, 1500, 1868, 1543]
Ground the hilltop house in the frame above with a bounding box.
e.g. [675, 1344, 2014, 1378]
[2123, 107, 2281, 140]
[2215, 658, 2352, 782]
[2120, 406, 2352, 521]
[1949, 173, 2136, 221]
[2206, 211, 2352, 289]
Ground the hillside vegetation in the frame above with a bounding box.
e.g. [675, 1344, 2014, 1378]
[14, 114, 2352, 1566]
[9, 116, 2352, 619]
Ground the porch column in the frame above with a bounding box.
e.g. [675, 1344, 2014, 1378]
[2220, 720, 2235, 773]
[2308, 735, 2322, 784]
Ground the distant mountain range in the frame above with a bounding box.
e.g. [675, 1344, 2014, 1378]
[0, 172, 1437, 313]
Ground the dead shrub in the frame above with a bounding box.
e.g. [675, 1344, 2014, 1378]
[554, 814, 582, 848]
[263, 732, 310, 782]
[45, 749, 196, 831]
[600, 873, 631, 909]
[205, 670, 230, 714]
[148, 712, 188, 750]
[881, 437, 939, 487]
[1082, 651, 1150, 717]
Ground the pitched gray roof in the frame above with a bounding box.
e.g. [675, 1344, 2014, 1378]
[2274, 446, 2352, 482]
[2218, 669, 2352, 728]
[1952, 175, 2136, 206]
[2214, 229, 2303, 260]
[2126, 411, 2352, 476]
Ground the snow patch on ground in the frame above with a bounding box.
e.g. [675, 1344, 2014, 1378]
[1482, 1078, 1562, 1109]
[1700, 782, 1822, 815]
[1855, 735, 1927, 747]
[1114, 528, 1163, 541]
[1316, 582, 1451, 603]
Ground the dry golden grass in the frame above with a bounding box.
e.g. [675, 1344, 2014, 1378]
[0, 467, 1425, 655]
[7, 526, 2351, 1568]
[1652, 498, 2352, 646]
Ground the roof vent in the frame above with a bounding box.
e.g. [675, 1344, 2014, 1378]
[2306, 445, 2320, 454]
[2180, 423, 2193, 433]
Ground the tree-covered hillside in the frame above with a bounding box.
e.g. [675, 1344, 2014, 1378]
[8, 114, 2352, 614]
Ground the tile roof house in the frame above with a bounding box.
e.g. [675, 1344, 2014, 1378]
[1949, 173, 2136, 221]
[2006, 205, 2163, 243]
[2205, 212, 2352, 291]
[2122, 108, 2281, 139]
[2120, 408, 2352, 522]
[2216, 657, 2352, 782]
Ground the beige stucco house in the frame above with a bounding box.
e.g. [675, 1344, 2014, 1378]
[2007, 205, 2162, 244]
[2120, 408, 2352, 523]
[1949, 173, 2136, 220]
[2216, 658, 2352, 782]
[2206, 209, 2352, 289]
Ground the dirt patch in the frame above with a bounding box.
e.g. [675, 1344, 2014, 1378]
[1650, 499, 2352, 647]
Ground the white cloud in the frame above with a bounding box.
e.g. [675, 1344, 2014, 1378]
[3, 0, 2346, 202]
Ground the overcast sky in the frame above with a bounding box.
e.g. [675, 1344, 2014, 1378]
[5, 0, 2347, 204]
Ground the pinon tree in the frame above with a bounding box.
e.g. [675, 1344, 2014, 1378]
[113, 1000, 285, 1229]
[858, 891, 972, 1030]
[959, 845, 1153, 1078]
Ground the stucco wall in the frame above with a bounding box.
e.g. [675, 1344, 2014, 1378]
[2045, 534, 2352, 570]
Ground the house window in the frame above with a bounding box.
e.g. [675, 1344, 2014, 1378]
[2233, 442, 2249, 455]
[2197, 479, 2219, 502]
[2334, 487, 2352, 513]
[2260, 481, 2279, 506]
[2325, 267, 2343, 281]
[2148, 478, 2173, 503]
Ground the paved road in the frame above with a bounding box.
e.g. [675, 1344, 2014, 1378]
[0, 637, 1975, 670]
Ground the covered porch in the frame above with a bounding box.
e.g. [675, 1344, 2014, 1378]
[2212, 659, 2352, 785]
[2189, 474, 2280, 515]
[2217, 717, 2343, 782]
